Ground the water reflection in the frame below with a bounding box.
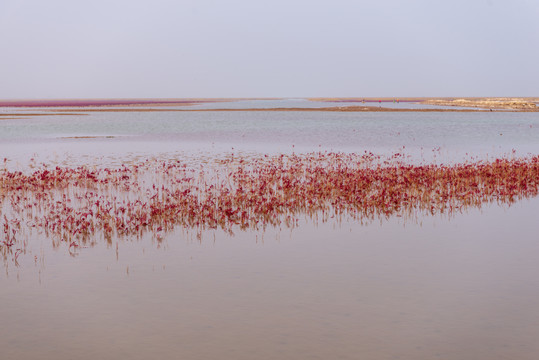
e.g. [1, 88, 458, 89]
[2, 198, 539, 359]
[2, 152, 539, 271]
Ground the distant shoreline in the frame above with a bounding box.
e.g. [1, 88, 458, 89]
[0, 98, 284, 108]
[0, 97, 537, 113]
[309, 97, 539, 110]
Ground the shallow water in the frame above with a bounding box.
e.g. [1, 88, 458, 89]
[2, 200, 539, 360]
[1, 103, 539, 359]
[1, 106, 538, 168]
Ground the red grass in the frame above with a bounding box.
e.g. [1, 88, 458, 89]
[1, 152, 539, 262]
[0, 99, 203, 107]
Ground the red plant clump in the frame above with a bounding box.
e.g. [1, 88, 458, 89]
[1, 152, 539, 260]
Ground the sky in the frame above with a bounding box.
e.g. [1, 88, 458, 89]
[0, 0, 538, 98]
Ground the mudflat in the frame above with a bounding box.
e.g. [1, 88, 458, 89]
[310, 97, 539, 111]
[421, 97, 539, 110]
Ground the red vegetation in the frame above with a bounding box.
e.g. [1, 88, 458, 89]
[1, 152, 539, 261]
[0, 99, 204, 107]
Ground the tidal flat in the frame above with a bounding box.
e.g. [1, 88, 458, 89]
[1, 99, 539, 360]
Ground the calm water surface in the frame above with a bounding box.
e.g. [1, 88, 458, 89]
[1, 106, 538, 166]
[1, 102, 539, 359]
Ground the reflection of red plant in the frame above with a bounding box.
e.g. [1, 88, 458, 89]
[1, 153, 538, 251]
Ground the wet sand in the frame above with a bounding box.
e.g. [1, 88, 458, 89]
[46, 106, 485, 113]
[310, 97, 539, 110]
[421, 97, 539, 110]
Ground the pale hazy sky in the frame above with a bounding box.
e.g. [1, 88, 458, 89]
[0, 0, 538, 98]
